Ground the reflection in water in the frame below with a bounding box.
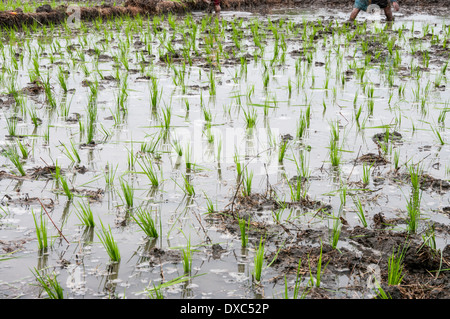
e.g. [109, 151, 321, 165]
[101, 262, 120, 298]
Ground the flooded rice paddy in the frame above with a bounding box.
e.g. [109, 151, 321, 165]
[1, 5, 450, 299]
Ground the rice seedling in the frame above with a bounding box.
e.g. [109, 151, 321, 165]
[283, 258, 309, 299]
[32, 209, 48, 251]
[393, 149, 400, 171]
[181, 174, 195, 197]
[146, 275, 193, 299]
[28, 106, 42, 127]
[278, 140, 288, 163]
[97, 222, 121, 263]
[387, 243, 408, 286]
[104, 162, 118, 188]
[362, 161, 373, 186]
[3, 146, 26, 176]
[75, 201, 95, 228]
[252, 236, 265, 283]
[330, 215, 342, 249]
[31, 268, 64, 299]
[234, 151, 243, 180]
[182, 236, 193, 274]
[353, 196, 368, 227]
[120, 178, 134, 209]
[374, 279, 391, 299]
[238, 216, 250, 248]
[184, 143, 193, 171]
[15, 140, 28, 160]
[59, 141, 80, 164]
[132, 207, 159, 239]
[308, 241, 329, 288]
[405, 189, 421, 234]
[242, 169, 254, 197]
[59, 175, 73, 201]
[329, 138, 341, 167]
[161, 105, 172, 130]
[420, 224, 437, 254]
[5, 115, 17, 137]
[138, 156, 160, 187]
[430, 125, 445, 145]
[243, 107, 258, 129]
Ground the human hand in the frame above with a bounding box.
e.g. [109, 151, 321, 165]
[392, 1, 399, 11]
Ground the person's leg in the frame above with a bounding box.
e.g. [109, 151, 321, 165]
[350, 0, 368, 21]
[384, 5, 394, 21]
[214, 0, 221, 13]
[349, 8, 361, 21]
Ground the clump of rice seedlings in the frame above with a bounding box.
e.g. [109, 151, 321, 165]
[184, 143, 193, 171]
[329, 139, 341, 167]
[438, 108, 447, 125]
[286, 175, 304, 202]
[59, 175, 73, 201]
[28, 106, 42, 127]
[6, 115, 17, 137]
[132, 207, 159, 239]
[387, 243, 408, 286]
[97, 221, 121, 262]
[420, 224, 437, 255]
[57, 66, 68, 93]
[31, 268, 64, 299]
[141, 132, 162, 155]
[3, 147, 26, 176]
[353, 196, 368, 227]
[330, 215, 342, 249]
[339, 182, 348, 207]
[172, 139, 183, 157]
[32, 209, 48, 251]
[43, 73, 57, 108]
[120, 178, 134, 209]
[296, 113, 308, 140]
[16, 140, 29, 160]
[104, 162, 118, 188]
[406, 189, 421, 234]
[181, 236, 193, 274]
[242, 169, 254, 197]
[138, 156, 160, 187]
[243, 107, 257, 129]
[160, 105, 172, 130]
[278, 140, 288, 163]
[374, 279, 391, 299]
[59, 141, 80, 164]
[146, 274, 193, 299]
[252, 237, 265, 283]
[182, 174, 195, 197]
[283, 258, 309, 299]
[406, 165, 422, 233]
[393, 149, 400, 171]
[362, 161, 373, 186]
[127, 145, 136, 172]
[149, 77, 161, 110]
[75, 201, 95, 228]
[234, 151, 243, 180]
[86, 100, 98, 144]
[238, 216, 250, 248]
[430, 125, 445, 145]
[203, 192, 215, 214]
[208, 69, 216, 96]
[308, 241, 329, 288]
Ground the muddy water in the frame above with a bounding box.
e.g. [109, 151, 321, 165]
[0, 7, 450, 299]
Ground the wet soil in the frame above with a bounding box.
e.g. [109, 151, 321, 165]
[0, 0, 448, 29]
